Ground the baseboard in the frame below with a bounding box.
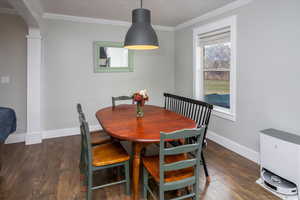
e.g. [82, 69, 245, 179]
[43, 127, 80, 139]
[25, 131, 43, 145]
[207, 130, 260, 164]
[5, 133, 26, 144]
[4, 125, 102, 144]
[42, 125, 102, 140]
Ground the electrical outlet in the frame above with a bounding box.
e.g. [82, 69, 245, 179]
[1, 76, 10, 84]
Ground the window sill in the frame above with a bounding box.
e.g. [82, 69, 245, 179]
[212, 107, 236, 122]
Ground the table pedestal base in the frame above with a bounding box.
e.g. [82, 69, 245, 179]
[132, 142, 149, 200]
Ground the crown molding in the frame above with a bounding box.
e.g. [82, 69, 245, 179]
[175, 0, 253, 30]
[0, 8, 18, 15]
[41, 0, 252, 32]
[43, 13, 175, 32]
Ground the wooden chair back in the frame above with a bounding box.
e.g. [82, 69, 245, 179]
[112, 96, 133, 108]
[163, 93, 213, 143]
[159, 127, 205, 191]
[76, 104, 92, 167]
[80, 119, 93, 170]
[77, 103, 86, 122]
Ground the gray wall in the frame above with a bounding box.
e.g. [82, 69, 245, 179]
[174, 0, 300, 152]
[0, 14, 27, 133]
[42, 19, 175, 130]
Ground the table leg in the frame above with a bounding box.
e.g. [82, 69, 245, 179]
[132, 142, 144, 200]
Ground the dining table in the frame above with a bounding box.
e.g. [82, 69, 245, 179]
[96, 104, 197, 200]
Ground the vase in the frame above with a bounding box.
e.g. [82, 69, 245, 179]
[136, 102, 144, 118]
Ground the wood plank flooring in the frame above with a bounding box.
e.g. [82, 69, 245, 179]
[0, 135, 279, 200]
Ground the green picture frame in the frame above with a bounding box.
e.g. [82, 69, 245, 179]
[93, 41, 134, 73]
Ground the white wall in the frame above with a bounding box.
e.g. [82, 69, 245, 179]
[174, 0, 300, 152]
[42, 19, 175, 130]
[0, 13, 27, 133]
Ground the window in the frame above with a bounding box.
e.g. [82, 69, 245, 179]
[193, 16, 236, 121]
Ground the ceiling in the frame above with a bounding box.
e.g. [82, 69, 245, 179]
[0, 0, 13, 9]
[40, 0, 237, 26]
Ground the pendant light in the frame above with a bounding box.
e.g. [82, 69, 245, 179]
[124, 0, 159, 50]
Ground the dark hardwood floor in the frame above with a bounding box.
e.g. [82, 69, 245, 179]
[0, 135, 279, 200]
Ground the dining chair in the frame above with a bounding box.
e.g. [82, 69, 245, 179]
[80, 116, 131, 200]
[111, 95, 152, 159]
[77, 104, 111, 145]
[163, 93, 213, 182]
[77, 104, 111, 173]
[142, 127, 205, 200]
[112, 96, 133, 108]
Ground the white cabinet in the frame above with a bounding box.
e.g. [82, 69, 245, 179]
[260, 129, 300, 199]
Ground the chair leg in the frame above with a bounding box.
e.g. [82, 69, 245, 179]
[82, 170, 88, 186]
[193, 185, 199, 200]
[159, 188, 164, 200]
[194, 181, 200, 200]
[143, 167, 148, 200]
[125, 161, 130, 195]
[201, 152, 210, 182]
[87, 169, 93, 200]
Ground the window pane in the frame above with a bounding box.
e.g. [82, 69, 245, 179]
[204, 42, 230, 70]
[203, 42, 231, 109]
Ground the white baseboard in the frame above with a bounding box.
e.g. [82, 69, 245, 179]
[5, 133, 26, 144]
[42, 125, 101, 139]
[43, 127, 80, 139]
[207, 130, 260, 164]
[4, 125, 102, 144]
[25, 131, 43, 145]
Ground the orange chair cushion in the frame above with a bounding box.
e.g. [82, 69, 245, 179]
[92, 142, 130, 167]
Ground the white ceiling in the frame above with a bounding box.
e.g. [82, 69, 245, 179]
[40, 0, 237, 26]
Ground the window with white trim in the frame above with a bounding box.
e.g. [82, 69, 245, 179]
[193, 16, 236, 121]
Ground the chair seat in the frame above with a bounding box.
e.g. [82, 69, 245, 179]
[142, 154, 194, 183]
[90, 130, 111, 145]
[92, 142, 130, 167]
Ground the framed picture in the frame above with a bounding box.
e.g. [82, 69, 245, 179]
[94, 41, 134, 73]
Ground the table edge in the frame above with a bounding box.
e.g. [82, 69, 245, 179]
[96, 104, 197, 143]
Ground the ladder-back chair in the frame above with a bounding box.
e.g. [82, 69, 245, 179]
[80, 117, 131, 200]
[163, 93, 213, 182]
[112, 96, 133, 108]
[76, 104, 111, 173]
[142, 128, 205, 200]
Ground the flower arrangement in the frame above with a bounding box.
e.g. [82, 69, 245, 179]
[132, 89, 149, 117]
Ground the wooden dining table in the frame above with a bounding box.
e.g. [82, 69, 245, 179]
[96, 104, 196, 200]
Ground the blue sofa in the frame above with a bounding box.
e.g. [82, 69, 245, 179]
[0, 107, 16, 142]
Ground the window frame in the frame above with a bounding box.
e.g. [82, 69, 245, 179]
[193, 16, 237, 121]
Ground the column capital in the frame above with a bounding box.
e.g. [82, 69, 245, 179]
[26, 28, 42, 39]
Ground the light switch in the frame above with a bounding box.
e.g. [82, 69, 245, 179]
[1, 76, 10, 84]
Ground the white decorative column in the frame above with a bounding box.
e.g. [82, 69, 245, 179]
[25, 28, 42, 145]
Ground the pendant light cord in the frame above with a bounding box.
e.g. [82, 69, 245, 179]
[140, 0, 143, 8]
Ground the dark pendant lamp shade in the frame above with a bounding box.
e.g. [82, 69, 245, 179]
[124, 7, 159, 50]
